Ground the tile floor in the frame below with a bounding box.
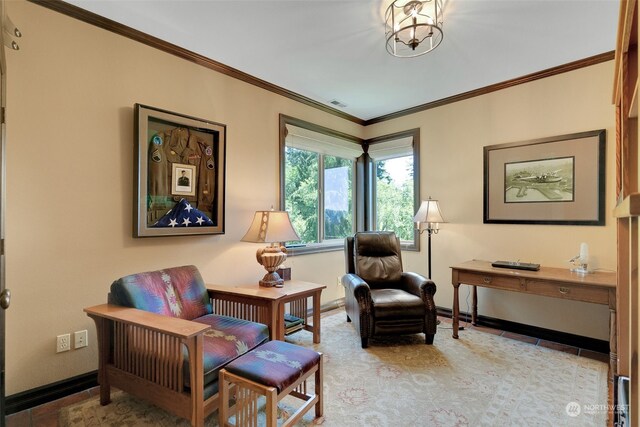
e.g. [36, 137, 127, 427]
[438, 316, 610, 363]
[5, 315, 611, 427]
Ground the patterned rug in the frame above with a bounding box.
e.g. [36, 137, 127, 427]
[60, 311, 608, 426]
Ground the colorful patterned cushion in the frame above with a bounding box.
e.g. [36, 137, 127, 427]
[185, 314, 270, 389]
[225, 340, 320, 393]
[109, 265, 212, 320]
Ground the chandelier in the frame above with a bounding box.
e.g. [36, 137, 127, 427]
[385, 0, 444, 58]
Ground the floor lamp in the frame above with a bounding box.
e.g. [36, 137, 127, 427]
[413, 197, 446, 278]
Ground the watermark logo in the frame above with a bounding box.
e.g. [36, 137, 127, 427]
[566, 402, 581, 417]
[566, 401, 627, 417]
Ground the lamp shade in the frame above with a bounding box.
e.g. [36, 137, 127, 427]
[241, 210, 300, 243]
[413, 198, 445, 224]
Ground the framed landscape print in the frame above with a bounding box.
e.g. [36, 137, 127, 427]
[483, 130, 605, 225]
[134, 104, 226, 237]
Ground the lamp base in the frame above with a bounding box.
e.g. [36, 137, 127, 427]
[259, 271, 284, 288]
[256, 245, 287, 288]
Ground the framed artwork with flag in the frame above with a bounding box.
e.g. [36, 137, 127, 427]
[134, 104, 226, 237]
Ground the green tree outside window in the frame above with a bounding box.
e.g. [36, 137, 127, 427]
[375, 155, 414, 241]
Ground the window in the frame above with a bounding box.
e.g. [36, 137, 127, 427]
[323, 155, 354, 240]
[280, 116, 363, 252]
[367, 130, 420, 249]
[279, 116, 419, 253]
[284, 146, 319, 244]
[374, 155, 414, 241]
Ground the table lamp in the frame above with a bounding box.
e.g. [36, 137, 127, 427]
[241, 210, 300, 287]
[413, 197, 446, 279]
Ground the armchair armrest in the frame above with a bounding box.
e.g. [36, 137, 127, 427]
[84, 304, 210, 338]
[341, 273, 372, 302]
[84, 303, 208, 412]
[342, 273, 374, 347]
[402, 272, 437, 299]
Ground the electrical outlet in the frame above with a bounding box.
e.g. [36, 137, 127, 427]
[336, 276, 341, 287]
[56, 333, 71, 353]
[74, 330, 88, 349]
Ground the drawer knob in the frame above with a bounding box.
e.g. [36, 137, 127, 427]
[559, 287, 570, 295]
[483, 277, 492, 284]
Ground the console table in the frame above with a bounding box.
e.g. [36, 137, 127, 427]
[451, 260, 617, 378]
[207, 280, 326, 343]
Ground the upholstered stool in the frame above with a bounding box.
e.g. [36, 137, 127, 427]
[219, 340, 323, 427]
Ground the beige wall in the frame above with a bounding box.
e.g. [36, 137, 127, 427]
[366, 61, 616, 344]
[3, 1, 616, 395]
[4, 1, 358, 395]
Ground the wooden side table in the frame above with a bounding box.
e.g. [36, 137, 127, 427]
[276, 280, 326, 343]
[207, 280, 326, 343]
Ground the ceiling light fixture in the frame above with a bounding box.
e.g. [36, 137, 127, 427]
[385, 0, 444, 58]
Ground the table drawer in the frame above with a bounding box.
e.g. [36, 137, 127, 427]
[457, 271, 610, 304]
[525, 280, 609, 304]
[457, 271, 523, 291]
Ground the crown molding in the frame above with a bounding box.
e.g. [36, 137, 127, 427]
[31, 1, 614, 128]
[29, 0, 365, 125]
[365, 51, 615, 125]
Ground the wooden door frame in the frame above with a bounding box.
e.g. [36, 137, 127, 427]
[0, 1, 9, 424]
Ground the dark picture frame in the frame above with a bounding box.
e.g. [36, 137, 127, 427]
[483, 129, 605, 225]
[134, 104, 226, 237]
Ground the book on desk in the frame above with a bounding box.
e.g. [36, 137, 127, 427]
[284, 313, 304, 335]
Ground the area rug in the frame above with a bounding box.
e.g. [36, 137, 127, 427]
[60, 311, 608, 426]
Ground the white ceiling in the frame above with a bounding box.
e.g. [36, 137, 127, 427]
[66, 0, 620, 121]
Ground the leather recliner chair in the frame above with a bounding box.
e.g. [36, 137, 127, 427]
[342, 231, 437, 348]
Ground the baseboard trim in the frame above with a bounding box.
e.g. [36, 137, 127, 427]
[5, 370, 98, 415]
[436, 307, 609, 354]
[5, 301, 607, 415]
[321, 297, 345, 313]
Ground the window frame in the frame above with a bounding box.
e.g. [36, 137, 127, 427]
[279, 115, 364, 255]
[365, 128, 421, 251]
